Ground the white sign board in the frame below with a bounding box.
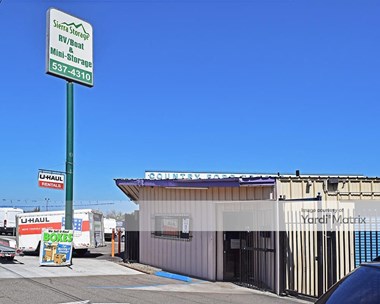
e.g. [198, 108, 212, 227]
[46, 8, 93, 87]
[38, 171, 65, 190]
[182, 218, 190, 234]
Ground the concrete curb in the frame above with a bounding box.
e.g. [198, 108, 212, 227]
[120, 262, 161, 275]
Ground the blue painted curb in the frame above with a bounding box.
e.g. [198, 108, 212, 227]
[154, 271, 192, 282]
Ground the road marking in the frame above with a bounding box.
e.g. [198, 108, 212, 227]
[87, 281, 259, 295]
[88, 280, 206, 290]
[60, 302, 90, 304]
[61, 302, 129, 304]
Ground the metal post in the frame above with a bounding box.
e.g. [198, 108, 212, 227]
[317, 193, 324, 297]
[111, 229, 115, 257]
[45, 198, 50, 211]
[65, 82, 74, 230]
[118, 229, 121, 254]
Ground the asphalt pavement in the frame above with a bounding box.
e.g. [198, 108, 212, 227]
[0, 242, 312, 304]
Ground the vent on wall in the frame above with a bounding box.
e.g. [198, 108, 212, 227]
[327, 178, 339, 192]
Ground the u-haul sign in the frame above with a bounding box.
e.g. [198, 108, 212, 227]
[38, 172, 65, 190]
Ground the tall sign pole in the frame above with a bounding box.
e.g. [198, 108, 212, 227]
[65, 82, 74, 230]
[46, 8, 93, 229]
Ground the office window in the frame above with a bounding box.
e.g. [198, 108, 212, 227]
[153, 215, 190, 240]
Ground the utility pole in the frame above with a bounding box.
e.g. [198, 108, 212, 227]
[65, 82, 74, 230]
[45, 198, 50, 211]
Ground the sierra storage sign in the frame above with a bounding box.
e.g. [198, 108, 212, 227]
[46, 8, 93, 86]
[38, 172, 65, 190]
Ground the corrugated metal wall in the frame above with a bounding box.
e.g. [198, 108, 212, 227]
[278, 177, 380, 201]
[278, 177, 380, 297]
[139, 186, 274, 281]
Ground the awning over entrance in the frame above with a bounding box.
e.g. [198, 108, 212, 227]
[115, 177, 276, 202]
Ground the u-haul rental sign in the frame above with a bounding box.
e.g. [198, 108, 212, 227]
[38, 171, 65, 190]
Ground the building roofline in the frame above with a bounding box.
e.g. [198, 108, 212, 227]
[115, 177, 276, 202]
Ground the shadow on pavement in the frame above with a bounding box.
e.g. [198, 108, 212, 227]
[20, 242, 125, 261]
[73, 251, 103, 259]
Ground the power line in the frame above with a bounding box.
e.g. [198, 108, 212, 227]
[35, 0, 261, 2]
[0, 202, 115, 206]
[1, 199, 118, 208]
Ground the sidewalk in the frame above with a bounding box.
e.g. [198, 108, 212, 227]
[92, 244, 312, 303]
[117, 260, 312, 303]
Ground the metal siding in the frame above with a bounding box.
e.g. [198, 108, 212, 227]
[138, 185, 274, 281]
[169, 189, 176, 272]
[197, 190, 208, 273]
[190, 193, 197, 277]
[155, 188, 160, 268]
[281, 196, 322, 297]
[176, 189, 184, 274]
[247, 187, 255, 200]
[213, 187, 222, 281]
[185, 189, 192, 277]
[139, 181, 148, 266]
[208, 212, 216, 280]
[278, 177, 380, 297]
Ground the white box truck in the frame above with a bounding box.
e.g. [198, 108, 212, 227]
[16, 209, 105, 255]
[0, 208, 24, 235]
[103, 217, 116, 241]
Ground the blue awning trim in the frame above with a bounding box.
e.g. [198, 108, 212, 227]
[115, 177, 275, 202]
[115, 177, 275, 188]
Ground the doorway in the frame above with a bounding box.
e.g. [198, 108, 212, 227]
[223, 231, 241, 281]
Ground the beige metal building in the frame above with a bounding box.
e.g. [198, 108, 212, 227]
[278, 176, 380, 297]
[116, 172, 380, 298]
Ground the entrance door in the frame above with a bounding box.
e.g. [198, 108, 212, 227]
[223, 231, 241, 281]
[124, 211, 139, 262]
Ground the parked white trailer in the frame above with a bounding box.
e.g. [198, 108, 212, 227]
[0, 208, 24, 235]
[16, 209, 105, 255]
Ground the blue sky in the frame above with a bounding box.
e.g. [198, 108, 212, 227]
[1, 0, 380, 213]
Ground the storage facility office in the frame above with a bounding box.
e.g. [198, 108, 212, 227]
[116, 172, 380, 298]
